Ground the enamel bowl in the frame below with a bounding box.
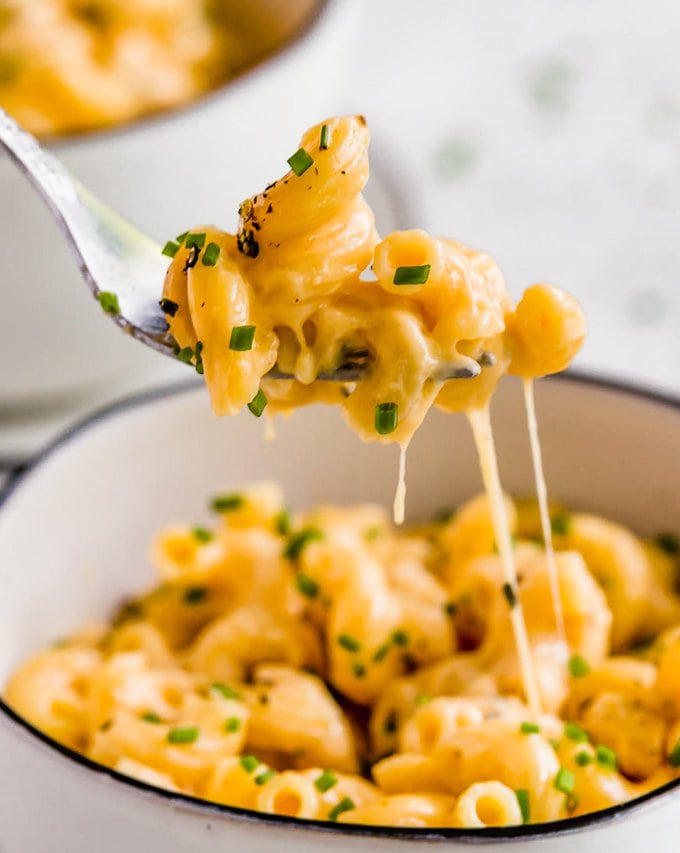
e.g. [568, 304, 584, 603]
[0, 0, 360, 457]
[1, 374, 679, 852]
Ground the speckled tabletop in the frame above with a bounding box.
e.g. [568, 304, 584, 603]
[352, 0, 680, 396]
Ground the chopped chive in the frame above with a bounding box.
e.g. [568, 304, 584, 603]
[295, 572, 319, 599]
[192, 526, 213, 544]
[565, 792, 580, 814]
[224, 717, 241, 733]
[161, 240, 180, 258]
[564, 722, 589, 743]
[314, 769, 338, 793]
[319, 124, 331, 150]
[391, 629, 409, 647]
[254, 769, 276, 786]
[185, 232, 206, 250]
[668, 740, 680, 767]
[375, 402, 398, 435]
[352, 662, 366, 678]
[655, 532, 680, 555]
[372, 642, 391, 663]
[520, 721, 541, 735]
[383, 711, 398, 735]
[284, 527, 323, 560]
[568, 654, 590, 678]
[211, 683, 242, 701]
[167, 726, 199, 744]
[554, 767, 575, 794]
[364, 526, 382, 541]
[337, 633, 361, 653]
[176, 231, 189, 245]
[159, 298, 179, 317]
[141, 711, 162, 724]
[575, 751, 592, 767]
[515, 789, 530, 824]
[98, 291, 120, 314]
[551, 513, 572, 536]
[287, 148, 314, 176]
[415, 693, 431, 706]
[239, 754, 259, 773]
[275, 508, 292, 536]
[229, 325, 256, 351]
[328, 796, 355, 821]
[502, 582, 518, 608]
[177, 346, 194, 364]
[595, 745, 617, 771]
[211, 494, 243, 513]
[393, 264, 431, 285]
[248, 389, 268, 418]
[549, 738, 561, 751]
[202, 242, 221, 266]
[183, 586, 207, 605]
[433, 508, 455, 525]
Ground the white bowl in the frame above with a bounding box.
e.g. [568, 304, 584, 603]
[1, 374, 679, 852]
[0, 0, 360, 446]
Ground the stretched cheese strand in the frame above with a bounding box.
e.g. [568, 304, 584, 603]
[467, 405, 542, 714]
[522, 378, 566, 643]
[393, 444, 408, 525]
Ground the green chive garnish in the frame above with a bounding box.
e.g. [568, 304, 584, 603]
[287, 148, 314, 176]
[183, 586, 207, 605]
[176, 231, 189, 245]
[211, 683, 242, 701]
[159, 298, 179, 317]
[502, 582, 518, 608]
[364, 526, 382, 541]
[319, 124, 331, 150]
[566, 792, 580, 813]
[655, 532, 680, 555]
[568, 654, 590, 678]
[254, 769, 276, 786]
[595, 745, 617, 771]
[515, 789, 530, 824]
[564, 722, 589, 743]
[177, 346, 194, 364]
[575, 751, 592, 767]
[315, 769, 338, 792]
[284, 527, 323, 560]
[433, 508, 455, 525]
[415, 693, 431, 706]
[393, 264, 431, 285]
[202, 242, 221, 266]
[224, 717, 241, 733]
[668, 740, 680, 767]
[141, 712, 162, 724]
[192, 527, 213, 544]
[98, 291, 120, 314]
[239, 754, 259, 773]
[161, 241, 180, 258]
[520, 721, 541, 735]
[391, 629, 409, 647]
[275, 509, 291, 536]
[328, 796, 355, 821]
[167, 726, 199, 744]
[211, 494, 243, 513]
[229, 325, 256, 351]
[375, 402, 398, 435]
[338, 633, 361, 653]
[554, 767, 575, 794]
[372, 642, 391, 663]
[549, 738, 561, 751]
[248, 389, 268, 418]
[185, 233, 206, 250]
[551, 513, 572, 536]
[295, 573, 319, 599]
[352, 662, 366, 678]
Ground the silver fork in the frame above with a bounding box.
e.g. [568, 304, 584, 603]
[0, 109, 488, 382]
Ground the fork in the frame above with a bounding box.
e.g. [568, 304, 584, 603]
[0, 109, 488, 382]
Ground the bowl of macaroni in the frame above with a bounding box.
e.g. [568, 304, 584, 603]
[1, 373, 680, 851]
[0, 0, 358, 454]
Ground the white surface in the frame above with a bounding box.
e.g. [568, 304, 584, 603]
[1, 378, 680, 851]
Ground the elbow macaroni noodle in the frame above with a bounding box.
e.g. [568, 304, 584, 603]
[6, 485, 680, 827]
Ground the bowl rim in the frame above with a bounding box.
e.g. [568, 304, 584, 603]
[30, 0, 340, 150]
[2, 369, 680, 843]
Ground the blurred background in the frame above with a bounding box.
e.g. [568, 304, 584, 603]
[1, 0, 679, 471]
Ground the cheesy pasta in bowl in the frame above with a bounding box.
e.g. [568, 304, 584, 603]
[1, 377, 680, 851]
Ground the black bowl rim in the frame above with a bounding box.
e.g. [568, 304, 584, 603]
[1, 370, 680, 843]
